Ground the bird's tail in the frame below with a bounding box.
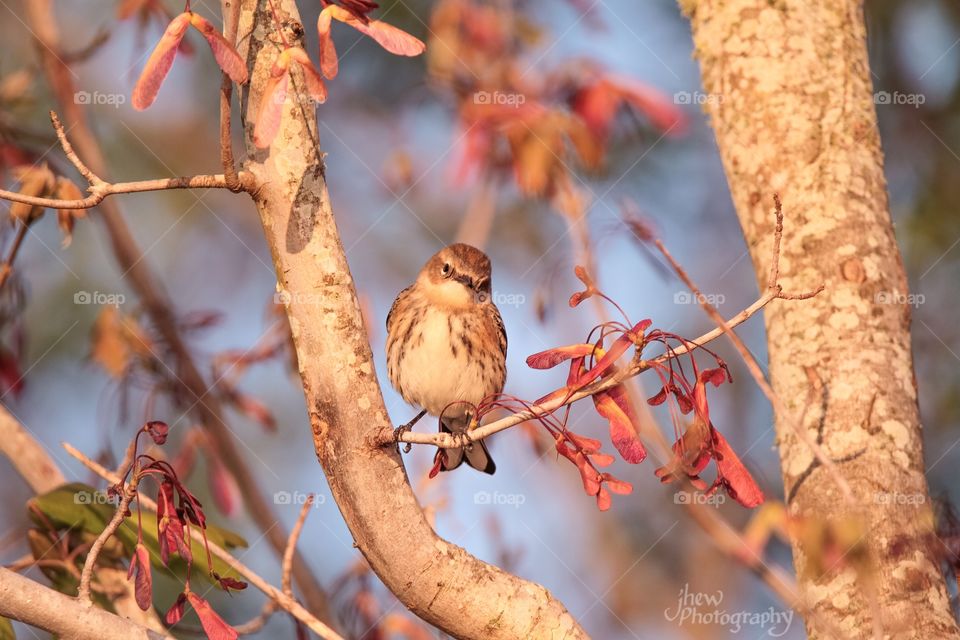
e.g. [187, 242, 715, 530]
[435, 416, 496, 475]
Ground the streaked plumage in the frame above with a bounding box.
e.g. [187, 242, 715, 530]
[386, 243, 506, 474]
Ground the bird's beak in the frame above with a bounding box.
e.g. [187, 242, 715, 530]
[454, 274, 474, 289]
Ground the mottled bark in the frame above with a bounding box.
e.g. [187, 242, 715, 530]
[684, 1, 958, 637]
[235, 2, 586, 638]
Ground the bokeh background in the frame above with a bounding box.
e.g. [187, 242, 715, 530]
[1, 0, 958, 638]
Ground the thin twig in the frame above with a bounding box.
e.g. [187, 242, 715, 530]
[234, 600, 278, 635]
[236, 492, 314, 633]
[76, 485, 135, 604]
[388, 288, 780, 448]
[284, 495, 313, 598]
[63, 443, 343, 640]
[0, 112, 255, 210]
[389, 207, 827, 457]
[0, 173, 255, 209]
[50, 110, 98, 184]
[77, 438, 139, 603]
[218, 0, 242, 191]
[0, 220, 31, 289]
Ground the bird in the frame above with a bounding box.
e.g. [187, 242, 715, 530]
[386, 243, 507, 475]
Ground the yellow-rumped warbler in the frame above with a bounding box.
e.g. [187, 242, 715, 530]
[386, 243, 507, 474]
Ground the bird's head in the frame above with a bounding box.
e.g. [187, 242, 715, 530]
[418, 243, 493, 309]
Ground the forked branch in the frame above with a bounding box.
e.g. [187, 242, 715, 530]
[0, 112, 256, 210]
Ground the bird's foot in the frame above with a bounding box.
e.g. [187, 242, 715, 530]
[452, 430, 472, 451]
[394, 409, 426, 453]
[393, 423, 413, 453]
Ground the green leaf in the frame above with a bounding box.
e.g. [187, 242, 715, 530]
[27, 482, 114, 533]
[29, 483, 248, 590]
[0, 616, 15, 640]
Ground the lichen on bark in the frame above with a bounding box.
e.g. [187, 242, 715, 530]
[685, 1, 959, 637]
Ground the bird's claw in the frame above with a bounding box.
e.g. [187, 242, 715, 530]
[453, 430, 472, 451]
[393, 423, 413, 453]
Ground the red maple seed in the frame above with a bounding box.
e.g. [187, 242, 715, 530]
[187, 591, 239, 640]
[254, 47, 327, 148]
[316, 4, 425, 81]
[525, 343, 595, 370]
[132, 12, 247, 110]
[164, 592, 188, 625]
[157, 479, 188, 565]
[710, 429, 764, 508]
[127, 542, 153, 611]
[592, 384, 646, 464]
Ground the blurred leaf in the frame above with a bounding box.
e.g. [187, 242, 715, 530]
[0, 617, 14, 640]
[9, 163, 55, 224]
[30, 483, 247, 589]
[28, 482, 114, 532]
[26, 529, 74, 593]
[90, 307, 152, 379]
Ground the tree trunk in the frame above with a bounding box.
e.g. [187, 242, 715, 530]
[684, 1, 959, 637]
[235, 1, 586, 637]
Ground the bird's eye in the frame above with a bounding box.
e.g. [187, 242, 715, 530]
[441, 263, 452, 277]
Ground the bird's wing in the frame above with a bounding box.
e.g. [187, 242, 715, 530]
[490, 303, 507, 358]
[386, 285, 413, 331]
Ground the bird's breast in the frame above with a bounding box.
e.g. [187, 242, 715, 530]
[390, 306, 504, 418]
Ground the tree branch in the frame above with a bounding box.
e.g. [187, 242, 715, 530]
[0, 404, 65, 493]
[218, 0, 243, 191]
[386, 282, 803, 449]
[0, 112, 255, 210]
[0, 567, 169, 640]
[77, 436, 138, 603]
[236, 1, 585, 636]
[22, 0, 338, 624]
